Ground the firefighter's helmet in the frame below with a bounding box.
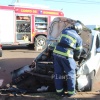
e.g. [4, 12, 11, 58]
[72, 21, 83, 34]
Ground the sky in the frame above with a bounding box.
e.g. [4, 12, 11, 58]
[0, 0, 100, 25]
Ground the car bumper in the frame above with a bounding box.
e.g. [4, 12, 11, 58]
[77, 74, 89, 91]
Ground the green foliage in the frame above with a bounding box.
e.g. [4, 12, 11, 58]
[98, 27, 100, 30]
[94, 27, 100, 30]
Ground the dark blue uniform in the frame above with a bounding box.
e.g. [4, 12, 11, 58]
[53, 28, 82, 96]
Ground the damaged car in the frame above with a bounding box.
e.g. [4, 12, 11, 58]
[1, 17, 100, 94]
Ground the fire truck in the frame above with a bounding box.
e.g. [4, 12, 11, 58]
[0, 5, 64, 50]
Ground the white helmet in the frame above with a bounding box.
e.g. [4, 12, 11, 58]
[74, 22, 83, 31]
[72, 21, 83, 34]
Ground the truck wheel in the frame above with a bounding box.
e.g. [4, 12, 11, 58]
[34, 35, 47, 50]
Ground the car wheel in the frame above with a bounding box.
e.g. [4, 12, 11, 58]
[86, 70, 95, 91]
[89, 71, 95, 91]
[34, 35, 47, 50]
[0, 50, 2, 57]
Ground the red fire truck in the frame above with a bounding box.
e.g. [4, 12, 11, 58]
[0, 5, 64, 50]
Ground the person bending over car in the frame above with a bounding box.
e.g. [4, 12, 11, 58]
[53, 22, 83, 97]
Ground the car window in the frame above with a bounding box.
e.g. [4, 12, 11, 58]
[96, 36, 99, 49]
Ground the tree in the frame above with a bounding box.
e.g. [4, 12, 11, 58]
[94, 27, 100, 31]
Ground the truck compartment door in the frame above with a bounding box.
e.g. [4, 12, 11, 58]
[0, 10, 15, 43]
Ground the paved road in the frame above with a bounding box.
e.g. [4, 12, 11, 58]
[0, 45, 40, 87]
[0, 45, 100, 99]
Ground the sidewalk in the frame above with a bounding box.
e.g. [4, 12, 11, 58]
[0, 92, 100, 100]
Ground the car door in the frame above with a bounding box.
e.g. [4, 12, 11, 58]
[86, 34, 100, 73]
[93, 35, 100, 72]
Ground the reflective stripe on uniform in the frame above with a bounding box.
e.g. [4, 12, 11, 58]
[56, 88, 63, 93]
[53, 34, 77, 58]
[61, 34, 77, 43]
[61, 34, 76, 47]
[76, 46, 82, 50]
[68, 91, 75, 94]
[53, 49, 73, 58]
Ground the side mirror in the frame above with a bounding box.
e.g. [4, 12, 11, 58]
[96, 47, 100, 53]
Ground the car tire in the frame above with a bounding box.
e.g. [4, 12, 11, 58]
[0, 50, 2, 57]
[89, 71, 95, 91]
[34, 35, 47, 50]
[86, 70, 95, 91]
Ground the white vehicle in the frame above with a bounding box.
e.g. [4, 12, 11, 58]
[30, 18, 100, 92]
[77, 30, 100, 91]
[32, 17, 100, 92]
[6, 17, 100, 93]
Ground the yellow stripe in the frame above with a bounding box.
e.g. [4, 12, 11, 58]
[61, 34, 77, 43]
[56, 89, 63, 93]
[68, 91, 75, 94]
[53, 34, 76, 58]
[53, 49, 73, 57]
[76, 46, 82, 50]
[70, 42, 75, 47]
[60, 34, 76, 47]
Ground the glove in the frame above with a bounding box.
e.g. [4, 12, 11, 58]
[80, 49, 87, 59]
[74, 49, 87, 60]
[74, 51, 81, 61]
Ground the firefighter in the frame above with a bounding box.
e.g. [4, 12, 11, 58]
[53, 22, 83, 97]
